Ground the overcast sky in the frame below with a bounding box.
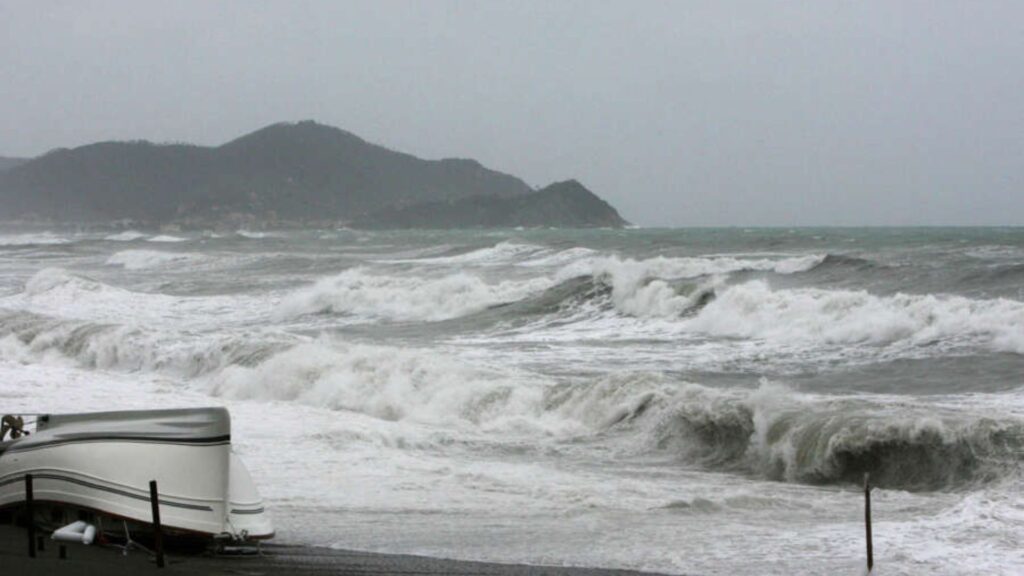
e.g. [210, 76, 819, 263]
[2, 1, 1022, 226]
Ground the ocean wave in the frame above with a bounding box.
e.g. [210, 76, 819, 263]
[386, 241, 547, 265]
[209, 339, 1024, 491]
[0, 232, 71, 246]
[964, 245, 1024, 261]
[23, 267, 106, 296]
[800, 253, 881, 273]
[236, 230, 283, 239]
[104, 230, 147, 242]
[650, 382, 1024, 490]
[147, 234, 187, 243]
[518, 246, 599, 267]
[277, 267, 553, 322]
[8, 268, 268, 326]
[279, 253, 827, 324]
[682, 280, 1024, 353]
[0, 310, 286, 376]
[538, 254, 820, 319]
[209, 340, 563, 431]
[6, 302, 1019, 493]
[106, 249, 207, 270]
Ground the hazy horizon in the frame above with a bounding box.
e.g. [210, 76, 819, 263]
[2, 1, 1022, 226]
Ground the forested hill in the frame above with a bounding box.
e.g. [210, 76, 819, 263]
[0, 157, 27, 172]
[357, 180, 628, 229]
[0, 121, 626, 228]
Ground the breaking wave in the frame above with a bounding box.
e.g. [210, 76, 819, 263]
[280, 253, 823, 323]
[236, 230, 282, 239]
[0, 309, 287, 377]
[400, 241, 546, 265]
[682, 280, 1024, 353]
[206, 340, 1024, 491]
[4, 295, 1020, 492]
[650, 382, 1024, 490]
[277, 267, 553, 322]
[106, 249, 207, 270]
[0, 232, 71, 246]
[275, 252, 1024, 356]
[147, 234, 187, 243]
[104, 230, 147, 242]
[7, 268, 268, 326]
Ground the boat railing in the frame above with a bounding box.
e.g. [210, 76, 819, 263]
[1, 414, 38, 441]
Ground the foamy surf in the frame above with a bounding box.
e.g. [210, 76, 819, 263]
[0, 232, 71, 246]
[1, 226, 1022, 576]
[147, 234, 188, 243]
[106, 249, 207, 270]
[104, 230, 147, 241]
[277, 267, 553, 321]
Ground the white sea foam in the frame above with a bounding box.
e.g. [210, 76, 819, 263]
[647, 380, 1024, 489]
[3, 231, 1023, 575]
[387, 241, 546, 265]
[0, 317, 275, 377]
[106, 249, 206, 270]
[277, 267, 552, 321]
[552, 254, 823, 318]
[0, 232, 71, 246]
[237, 230, 282, 239]
[103, 230, 147, 241]
[518, 246, 598, 267]
[210, 340, 555, 429]
[683, 280, 1024, 353]
[147, 234, 187, 243]
[5, 268, 269, 326]
[964, 244, 1024, 260]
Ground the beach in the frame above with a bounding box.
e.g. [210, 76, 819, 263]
[0, 525, 671, 576]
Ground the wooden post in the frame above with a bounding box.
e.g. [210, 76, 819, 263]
[149, 480, 165, 568]
[25, 474, 35, 558]
[864, 473, 873, 573]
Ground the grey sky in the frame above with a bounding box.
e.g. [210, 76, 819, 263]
[2, 1, 1022, 226]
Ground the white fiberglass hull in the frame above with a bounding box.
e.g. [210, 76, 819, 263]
[0, 407, 272, 540]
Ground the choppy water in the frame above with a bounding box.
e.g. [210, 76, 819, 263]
[1, 226, 1022, 575]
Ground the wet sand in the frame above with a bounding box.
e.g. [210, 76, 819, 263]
[0, 526, 675, 576]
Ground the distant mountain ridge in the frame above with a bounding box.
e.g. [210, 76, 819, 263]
[0, 157, 27, 172]
[0, 121, 626, 228]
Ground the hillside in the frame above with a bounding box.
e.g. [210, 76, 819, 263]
[0, 121, 625, 228]
[0, 157, 27, 172]
[357, 180, 628, 229]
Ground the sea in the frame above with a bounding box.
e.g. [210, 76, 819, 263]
[1, 226, 1022, 575]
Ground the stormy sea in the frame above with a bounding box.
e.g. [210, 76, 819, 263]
[1, 226, 1021, 575]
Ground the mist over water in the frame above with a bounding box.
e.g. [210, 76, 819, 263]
[1, 226, 1023, 575]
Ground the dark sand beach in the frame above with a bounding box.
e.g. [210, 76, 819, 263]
[0, 525, 672, 576]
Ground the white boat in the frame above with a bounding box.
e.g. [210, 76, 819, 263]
[0, 407, 273, 543]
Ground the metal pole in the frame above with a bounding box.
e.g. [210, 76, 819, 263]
[149, 480, 165, 568]
[25, 474, 35, 558]
[864, 473, 873, 573]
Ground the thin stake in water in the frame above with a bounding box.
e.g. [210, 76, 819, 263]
[864, 472, 873, 573]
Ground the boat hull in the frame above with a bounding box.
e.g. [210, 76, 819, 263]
[0, 408, 272, 540]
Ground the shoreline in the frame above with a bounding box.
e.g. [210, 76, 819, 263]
[0, 525, 676, 576]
